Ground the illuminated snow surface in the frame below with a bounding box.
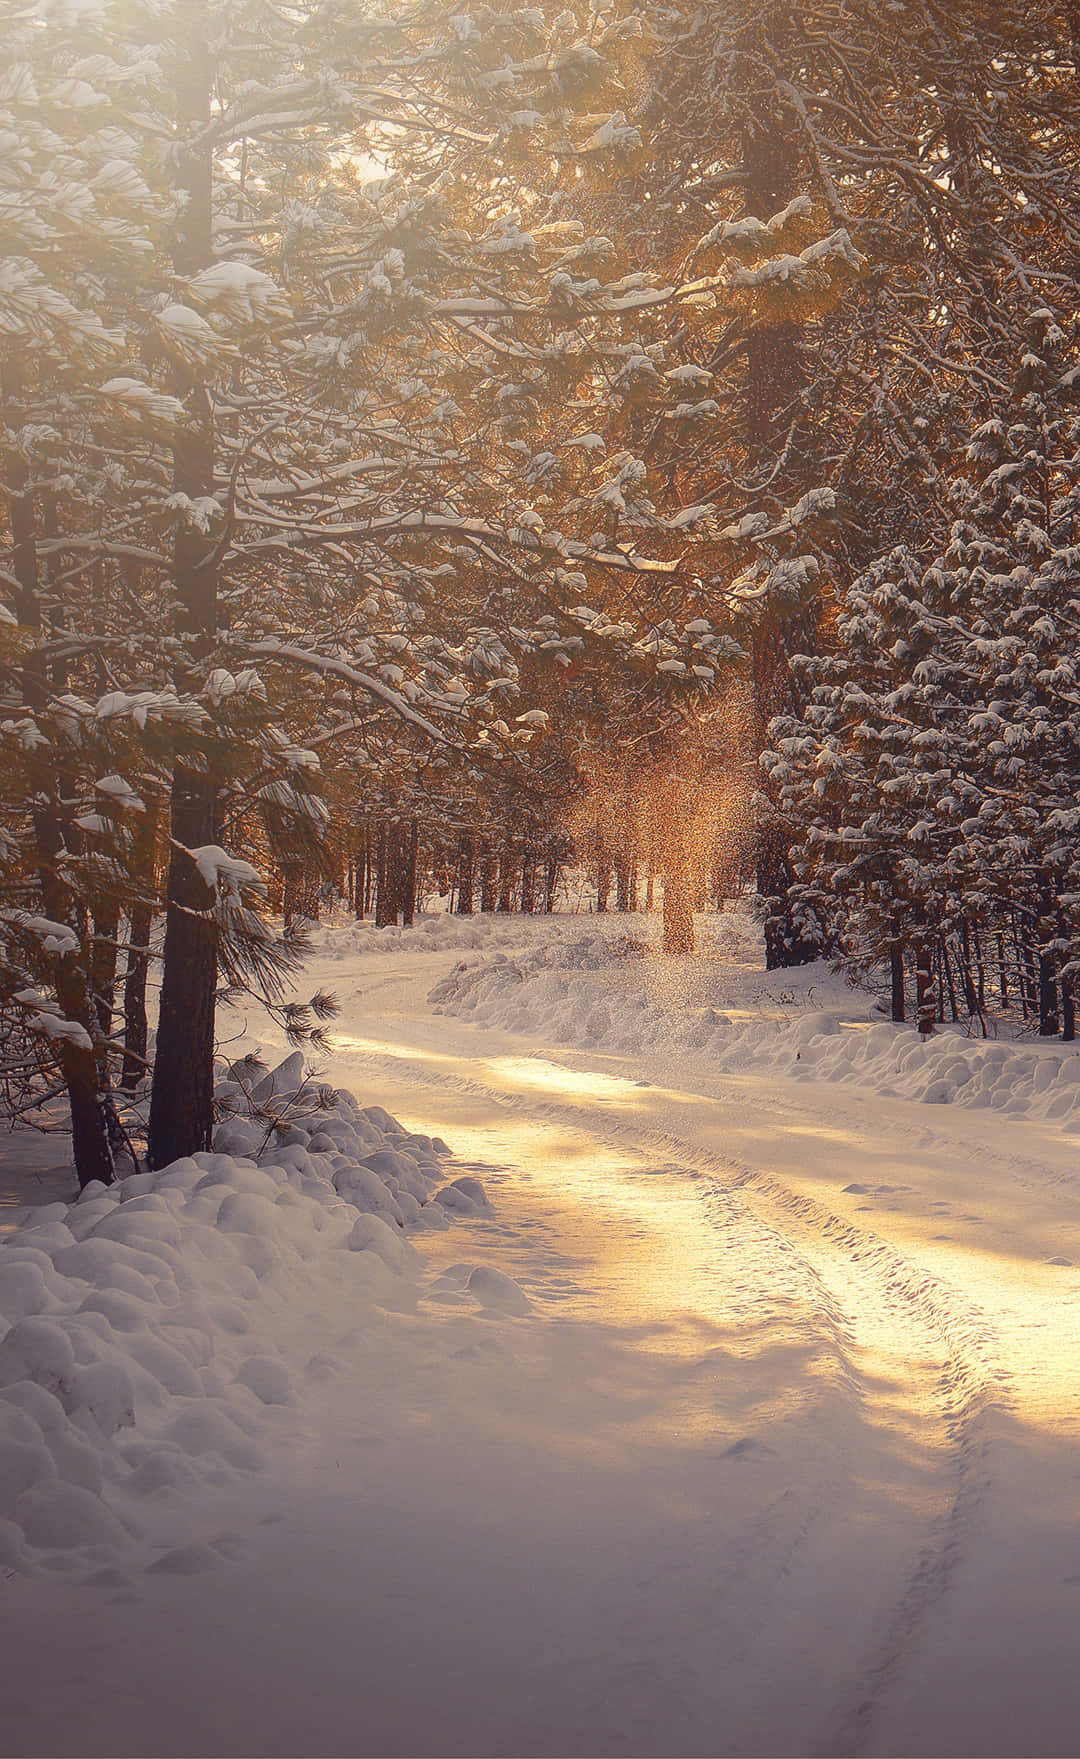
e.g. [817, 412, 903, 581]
[1, 909, 1080, 1757]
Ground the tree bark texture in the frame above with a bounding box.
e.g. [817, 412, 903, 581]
[148, 26, 221, 1168]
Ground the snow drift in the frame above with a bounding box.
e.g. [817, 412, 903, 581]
[430, 926, 1080, 1125]
[0, 1056, 503, 1579]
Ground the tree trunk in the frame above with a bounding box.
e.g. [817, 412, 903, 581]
[3, 361, 115, 1188]
[1037, 882, 1059, 1036]
[376, 819, 412, 927]
[1038, 952, 1060, 1037]
[742, 45, 828, 971]
[890, 945, 905, 1023]
[401, 821, 419, 926]
[148, 774, 218, 1167]
[90, 903, 120, 1042]
[497, 844, 516, 913]
[544, 853, 558, 914]
[359, 823, 370, 919]
[147, 27, 220, 1169]
[121, 900, 153, 1094]
[520, 841, 537, 915]
[940, 939, 959, 1023]
[758, 825, 824, 969]
[916, 946, 935, 1037]
[959, 921, 979, 1016]
[456, 833, 475, 914]
[480, 849, 497, 913]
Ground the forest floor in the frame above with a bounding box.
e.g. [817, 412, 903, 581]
[1, 909, 1079, 1757]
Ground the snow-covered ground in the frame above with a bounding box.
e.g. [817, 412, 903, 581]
[1, 908, 1079, 1757]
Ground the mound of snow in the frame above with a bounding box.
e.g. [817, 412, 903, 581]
[0, 1054, 505, 1579]
[430, 923, 1080, 1128]
[308, 911, 553, 963]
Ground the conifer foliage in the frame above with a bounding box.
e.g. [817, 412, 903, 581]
[767, 313, 1080, 1036]
[0, 0, 755, 1180]
[6, 0, 1080, 1191]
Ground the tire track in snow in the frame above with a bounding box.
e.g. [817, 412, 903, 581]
[334, 1035, 1012, 1755]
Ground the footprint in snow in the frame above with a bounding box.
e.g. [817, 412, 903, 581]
[1048, 1256, 1074, 1267]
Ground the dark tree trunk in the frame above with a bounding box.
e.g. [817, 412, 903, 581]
[3, 362, 115, 1189]
[1017, 914, 1037, 1018]
[456, 833, 475, 914]
[974, 929, 987, 1020]
[376, 819, 412, 927]
[596, 855, 612, 914]
[36, 818, 116, 1188]
[940, 940, 958, 1023]
[372, 821, 389, 925]
[890, 945, 906, 1023]
[375, 821, 393, 927]
[1037, 881, 1059, 1036]
[743, 42, 828, 971]
[520, 841, 537, 915]
[480, 849, 497, 914]
[1038, 953, 1060, 1037]
[148, 775, 218, 1167]
[544, 853, 558, 914]
[147, 28, 220, 1170]
[497, 844, 516, 913]
[90, 903, 120, 1041]
[121, 900, 153, 1094]
[759, 827, 824, 969]
[959, 921, 979, 1016]
[365, 828, 376, 916]
[353, 823, 368, 920]
[1062, 975, 1076, 1044]
[916, 946, 935, 1037]
[401, 821, 419, 926]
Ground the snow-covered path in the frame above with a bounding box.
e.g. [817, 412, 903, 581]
[2, 924, 1079, 1757]
[324, 953, 1080, 1757]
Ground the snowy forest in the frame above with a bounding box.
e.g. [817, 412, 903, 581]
[6, 6, 1080, 1755]
[8, 0, 1080, 1189]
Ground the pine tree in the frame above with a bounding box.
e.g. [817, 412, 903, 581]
[767, 310, 1080, 1036]
[4, 0, 754, 1171]
[579, 0, 1080, 964]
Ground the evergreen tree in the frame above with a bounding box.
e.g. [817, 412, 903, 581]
[585, 0, 1080, 964]
[768, 311, 1080, 1037]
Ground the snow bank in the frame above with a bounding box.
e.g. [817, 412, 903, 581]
[430, 929, 1080, 1127]
[310, 910, 560, 961]
[0, 1056, 508, 1580]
